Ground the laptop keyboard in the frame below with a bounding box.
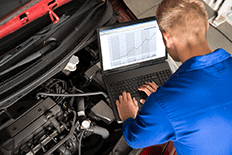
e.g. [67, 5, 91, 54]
[109, 69, 172, 104]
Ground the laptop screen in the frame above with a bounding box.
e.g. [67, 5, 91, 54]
[98, 17, 166, 71]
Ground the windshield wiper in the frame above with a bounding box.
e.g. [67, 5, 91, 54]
[0, 42, 57, 76]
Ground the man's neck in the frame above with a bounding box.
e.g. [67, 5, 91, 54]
[177, 40, 212, 63]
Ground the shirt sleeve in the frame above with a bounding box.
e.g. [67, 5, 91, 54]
[122, 93, 176, 149]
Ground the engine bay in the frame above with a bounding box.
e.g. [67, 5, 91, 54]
[0, 45, 126, 155]
[0, 0, 137, 154]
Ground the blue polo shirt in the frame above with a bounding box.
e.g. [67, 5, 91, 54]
[122, 49, 232, 155]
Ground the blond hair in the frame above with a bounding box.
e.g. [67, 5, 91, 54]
[157, 0, 208, 39]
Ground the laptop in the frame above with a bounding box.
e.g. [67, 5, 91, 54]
[97, 16, 172, 122]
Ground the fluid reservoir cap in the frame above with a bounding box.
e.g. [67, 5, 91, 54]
[64, 55, 79, 72]
[82, 120, 90, 129]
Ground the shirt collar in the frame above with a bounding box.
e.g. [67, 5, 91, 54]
[177, 48, 231, 73]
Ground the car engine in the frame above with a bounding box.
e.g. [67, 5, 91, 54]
[0, 46, 124, 155]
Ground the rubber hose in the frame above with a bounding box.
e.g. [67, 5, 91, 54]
[90, 126, 109, 139]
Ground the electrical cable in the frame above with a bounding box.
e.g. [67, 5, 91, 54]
[84, 69, 100, 87]
[48, 79, 67, 90]
[73, 87, 85, 93]
[209, 22, 232, 44]
[83, 77, 92, 87]
[78, 131, 85, 155]
[44, 110, 76, 155]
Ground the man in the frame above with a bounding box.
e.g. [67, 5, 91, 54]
[116, 0, 232, 154]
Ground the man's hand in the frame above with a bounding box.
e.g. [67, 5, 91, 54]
[116, 91, 138, 122]
[138, 81, 158, 104]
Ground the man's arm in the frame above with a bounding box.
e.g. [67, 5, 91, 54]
[116, 91, 138, 122]
[116, 82, 158, 121]
[122, 93, 176, 148]
[116, 82, 175, 148]
[138, 81, 158, 103]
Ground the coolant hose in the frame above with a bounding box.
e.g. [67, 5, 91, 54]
[89, 126, 109, 139]
[76, 97, 85, 116]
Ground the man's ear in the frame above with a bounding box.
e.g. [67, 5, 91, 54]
[162, 32, 173, 48]
[206, 21, 209, 31]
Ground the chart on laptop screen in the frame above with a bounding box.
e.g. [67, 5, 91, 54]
[99, 20, 166, 71]
[109, 26, 156, 66]
[109, 24, 156, 67]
